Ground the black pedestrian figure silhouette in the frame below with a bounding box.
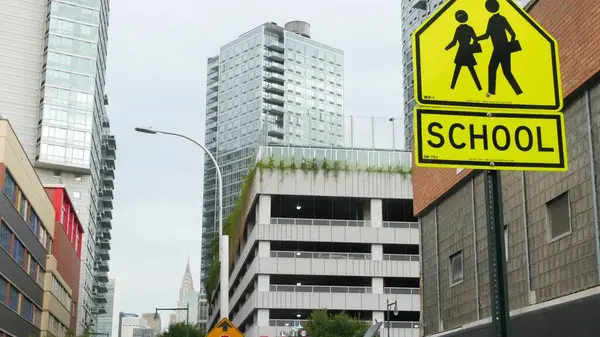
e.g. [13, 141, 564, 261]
[445, 10, 482, 91]
[477, 0, 523, 96]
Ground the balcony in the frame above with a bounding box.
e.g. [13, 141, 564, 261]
[96, 272, 109, 283]
[265, 50, 285, 62]
[263, 93, 284, 106]
[265, 39, 284, 52]
[264, 104, 284, 116]
[207, 101, 218, 113]
[94, 293, 108, 304]
[96, 259, 109, 272]
[207, 72, 218, 84]
[268, 123, 284, 137]
[206, 120, 217, 131]
[98, 248, 110, 261]
[96, 238, 111, 250]
[207, 91, 218, 103]
[265, 61, 285, 74]
[105, 135, 116, 151]
[264, 82, 284, 94]
[264, 72, 285, 84]
[96, 283, 108, 293]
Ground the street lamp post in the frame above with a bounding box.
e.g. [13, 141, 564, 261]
[134, 127, 228, 319]
[155, 303, 190, 337]
[388, 117, 396, 151]
[118, 312, 139, 337]
[385, 299, 399, 337]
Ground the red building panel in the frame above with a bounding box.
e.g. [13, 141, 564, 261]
[45, 187, 84, 332]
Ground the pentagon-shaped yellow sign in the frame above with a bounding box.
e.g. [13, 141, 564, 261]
[412, 0, 562, 111]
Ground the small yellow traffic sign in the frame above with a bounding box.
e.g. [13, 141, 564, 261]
[414, 106, 567, 171]
[412, 0, 562, 111]
[207, 318, 244, 337]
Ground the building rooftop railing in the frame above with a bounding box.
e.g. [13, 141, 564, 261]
[257, 145, 411, 169]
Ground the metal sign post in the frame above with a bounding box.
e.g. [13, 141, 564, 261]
[484, 170, 510, 337]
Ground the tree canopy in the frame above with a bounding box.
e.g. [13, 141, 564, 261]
[159, 322, 206, 337]
[305, 309, 370, 337]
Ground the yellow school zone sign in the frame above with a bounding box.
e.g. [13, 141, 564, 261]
[412, 0, 563, 111]
[414, 107, 567, 171]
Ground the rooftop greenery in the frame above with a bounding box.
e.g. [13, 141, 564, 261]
[204, 155, 411, 302]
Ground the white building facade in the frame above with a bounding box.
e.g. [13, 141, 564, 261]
[207, 146, 419, 337]
[175, 259, 199, 324]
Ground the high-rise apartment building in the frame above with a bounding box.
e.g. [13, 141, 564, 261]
[0, 0, 116, 333]
[197, 286, 208, 331]
[202, 21, 344, 284]
[97, 279, 116, 336]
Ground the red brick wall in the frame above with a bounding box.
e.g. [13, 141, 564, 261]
[413, 0, 600, 215]
[51, 221, 81, 332]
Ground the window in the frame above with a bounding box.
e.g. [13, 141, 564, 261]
[547, 192, 571, 240]
[8, 287, 19, 311]
[449, 251, 463, 286]
[29, 256, 38, 278]
[29, 211, 39, 235]
[12, 240, 25, 266]
[0, 221, 10, 251]
[4, 172, 15, 201]
[0, 277, 6, 304]
[18, 195, 28, 218]
[20, 296, 33, 321]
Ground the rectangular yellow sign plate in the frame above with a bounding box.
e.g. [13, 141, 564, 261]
[414, 106, 567, 171]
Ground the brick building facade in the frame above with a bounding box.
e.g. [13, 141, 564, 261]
[415, 1, 600, 336]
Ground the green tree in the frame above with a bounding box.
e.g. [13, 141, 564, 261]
[305, 309, 370, 337]
[159, 322, 206, 337]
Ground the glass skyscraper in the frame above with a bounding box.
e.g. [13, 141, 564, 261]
[97, 279, 116, 336]
[0, 0, 115, 333]
[202, 21, 344, 284]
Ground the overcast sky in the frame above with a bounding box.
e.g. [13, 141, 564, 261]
[106, 0, 404, 326]
[105, 0, 534, 328]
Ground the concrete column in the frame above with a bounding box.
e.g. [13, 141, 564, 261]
[257, 309, 270, 326]
[372, 244, 383, 260]
[372, 277, 384, 294]
[257, 195, 271, 224]
[372, 311, 384, 324]
[257, 274, 270, 292]
[371, 199, 382, 228]
[258, 241, 271, 258]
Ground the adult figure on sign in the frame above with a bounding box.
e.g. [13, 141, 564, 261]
[445, 10, 483, 91]
[477, 0, 523, 96]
